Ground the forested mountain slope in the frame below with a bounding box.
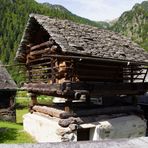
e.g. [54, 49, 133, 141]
[0, 0, 105, 83]
[0, 0, 147, 83]
[112, 1, 148, 50]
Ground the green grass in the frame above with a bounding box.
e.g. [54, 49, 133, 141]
[0, 96, 32, 144]
[0, 94, 53, 144]
[15, 95, 53, 124]
[16, 108, 28, 124]
[0, 121, 35, 144]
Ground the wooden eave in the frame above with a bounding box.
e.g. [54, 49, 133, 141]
[42, 54, 148, 66]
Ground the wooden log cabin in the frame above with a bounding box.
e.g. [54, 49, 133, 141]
[15, 14, 148, 142]
[0, 61, 17, 122]
[15, 14, 148, 103]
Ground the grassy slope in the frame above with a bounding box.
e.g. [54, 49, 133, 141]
[0, 121, 35, 144]
[0, 97, 34, 144]
[0, 94, 53, 144]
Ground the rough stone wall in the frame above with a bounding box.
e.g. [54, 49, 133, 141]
[23, 113, 146, 142]
[0, 109, 16, 122]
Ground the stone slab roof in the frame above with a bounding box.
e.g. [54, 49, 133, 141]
[0, 61, 17, 90]
[16, 14, 148, 64]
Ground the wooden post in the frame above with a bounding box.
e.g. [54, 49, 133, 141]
[143, 69, 148, 83]
[50, 57, 56, 83]
[8, 94, 16, 122]
[131, 67, 133, 83]
[29, 93, 37, 113]
[9, 96, 15, 110]
[65, 100, 72, 113]
[85, 93, 90, 106]
[132, 95, 137, 106]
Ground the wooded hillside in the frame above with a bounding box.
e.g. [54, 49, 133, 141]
[0, 0, 105, 83]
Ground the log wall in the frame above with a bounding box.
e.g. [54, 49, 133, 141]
[25, 40, 148, 84]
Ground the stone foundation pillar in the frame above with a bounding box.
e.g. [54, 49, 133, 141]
[29, 93, 37, 112]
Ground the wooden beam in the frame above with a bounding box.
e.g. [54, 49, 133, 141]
[33, 105, 65, 118]
[30, 47, 51, 56]
[59, 106, 142, 119]
[27, 57, 51, 65]
[42, 54, 148, 66]
[28, 67, 52, 73]
[29, 93, 38, 112]
[22, 82, 148, 98]
[78, 75, 144, 81]
[30, 41, 54, 51]
[61, 82, 148, 97]
[143, 69, 148, 82]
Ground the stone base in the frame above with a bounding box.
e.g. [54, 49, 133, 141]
[89, 115, 146, 140]
[0, 109, 16, 122]
[23, 113, 77, 142]
[23, 113, 146, 142]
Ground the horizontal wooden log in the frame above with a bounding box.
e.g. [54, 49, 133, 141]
[77, 68, 120, 75]
[50, 45, 60, 53]
[78, 75, 144, 81]
[59, 106, 142, 119]
[29, 80, 49, 83]
[29, 74, 51, 78]
[33, 105, 65, 118]
[29, 67, 52, 73]
[123, 72, 146, 75]
[57, 78, 68, 84]
[0, 109, 9, 113]
[50, 101, 102, 109]
[76, 68, 145, 75]
[23, 83, 60, 94]
[27, 57, 51, 65]
[30, 48, 51, 56]
[42, 54, 148, 66]
[76, 67, 145, 78]
[58, 114, 130, 127]
[77, 62, 122, 69]
[30, 41, 54, 51]
[77, 62, 146, 70]
[22, 82, 148, 98]
[29, 62, 51, 68]
[30, 45, 60, 58]
[27, 54, 36, 62]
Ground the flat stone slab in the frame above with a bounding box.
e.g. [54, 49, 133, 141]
[1, 137, 148, 148]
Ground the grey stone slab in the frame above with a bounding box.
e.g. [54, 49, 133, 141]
[1, 137, 148, 148]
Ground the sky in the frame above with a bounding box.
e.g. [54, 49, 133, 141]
[35, 0, 145, 21]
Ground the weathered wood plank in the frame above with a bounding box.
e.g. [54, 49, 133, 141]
[42, 54, 148, 66]
[30, 40, 54, 51]
[30, 47, 51, 56]
[59, 106, 141, 119]
[33, 105, 65, 118]
[61, 82, 148, 97]
[27, 57, 51, 65]
[29, 62, 51, 67]
[22, 82, 148, 97]
[29, 67, 52, 73]
[78, 75, 144, 81]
